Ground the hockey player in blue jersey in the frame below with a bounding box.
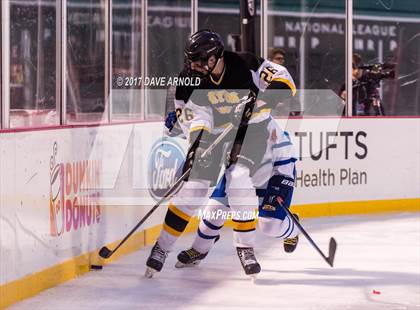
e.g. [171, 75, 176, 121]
[175, 122, 300, 270]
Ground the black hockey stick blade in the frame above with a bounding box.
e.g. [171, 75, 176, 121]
[326, 238, 337, 267]
[99, 246, 113, 259]
[280, 204, 337, 268]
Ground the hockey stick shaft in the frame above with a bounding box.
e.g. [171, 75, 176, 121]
[201, 123, 233, 158]
[102, 167, 192, 257]
[280, 204, 337, 267]
[99, 123, 234, 259]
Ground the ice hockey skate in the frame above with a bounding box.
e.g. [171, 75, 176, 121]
[175, 248, 208, 268]
[145, 242, 168, 278]
[236, 247, 261, 279]
[284, 213, 300, 253]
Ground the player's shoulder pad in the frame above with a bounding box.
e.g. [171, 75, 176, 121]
[175, 71, 195, 103]
[175, 85, 194, 103]
[175, 68, 205, 103]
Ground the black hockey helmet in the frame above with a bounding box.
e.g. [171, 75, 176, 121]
[184, 29, 224, 66]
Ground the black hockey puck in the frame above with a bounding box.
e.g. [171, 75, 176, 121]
[90, 264, 103, 270]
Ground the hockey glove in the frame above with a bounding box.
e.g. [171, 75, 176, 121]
[262, 174, 294, 211]
[165, 111, 178, 131]
[195, 147, 212, 168]
[183, 129, 212, 174]
[231, 91, 257, 128]
[184, 146, 212, 173]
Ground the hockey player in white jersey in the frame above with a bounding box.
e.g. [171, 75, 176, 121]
[145, 29, 297, 278]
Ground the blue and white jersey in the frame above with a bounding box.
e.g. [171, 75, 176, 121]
[251, 117, 297, 187]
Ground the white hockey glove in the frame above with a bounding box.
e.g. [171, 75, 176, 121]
[230, 91, 257, 128]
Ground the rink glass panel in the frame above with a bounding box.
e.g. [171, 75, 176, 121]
[0, 4, 3, 129]
[144, 0, 191, 120]
[111, 0, 142, 120]
[2, 0, 420, 129]
[9, 0, 59, 128]
[66, 0, 107, 124]
[198, 0, 261, 56]
[267, 0, 346, 117]
[353, 0, 420, 116]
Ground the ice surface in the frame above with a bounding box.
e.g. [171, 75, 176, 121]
[10, 213, 420, 310]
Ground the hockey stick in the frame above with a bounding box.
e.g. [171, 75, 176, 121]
[99, 123, 234, 259]
[280, 204, 337, 267]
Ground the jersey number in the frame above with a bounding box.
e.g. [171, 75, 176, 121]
[178, 107, 194, 123]
[260, 66, 278, 83]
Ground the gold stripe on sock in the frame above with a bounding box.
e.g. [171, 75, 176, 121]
[163, 223, 183, 237]
[168, 204, 191, 222]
